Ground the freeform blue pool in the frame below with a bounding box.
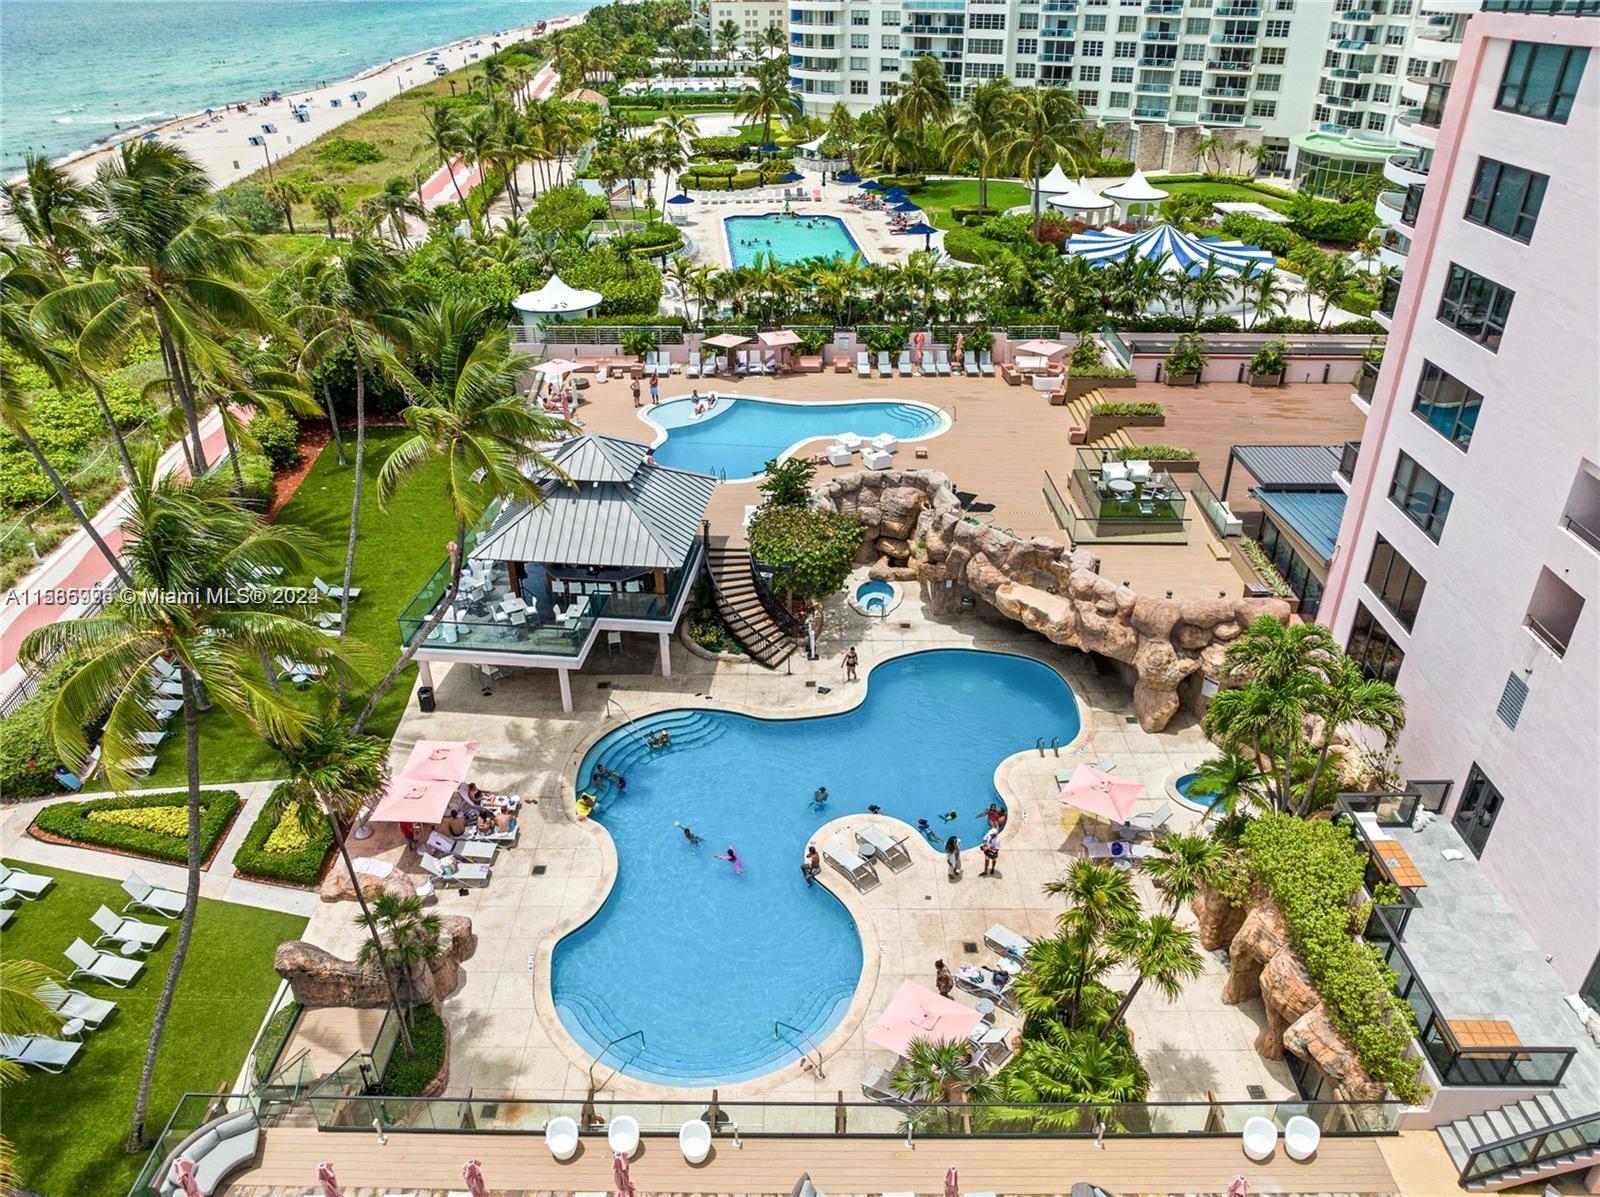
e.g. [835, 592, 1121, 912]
[725, 212, 865, 267]
[552, 649, 1081, 1086]
[642, 394, 946, 480]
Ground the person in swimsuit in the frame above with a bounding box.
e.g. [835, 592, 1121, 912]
[676, 821, 703, 845]
[945, 835, 962, 880]
[801, 845, 822, 886]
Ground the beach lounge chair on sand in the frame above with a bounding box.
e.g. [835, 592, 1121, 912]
[0, 864, 52, 900]
[0, 1034, 82, 1074]
[853, 824, 913, 872]
[65, 938, 144, 988]
[984, 922, 1034, 960]
[420, 851, 490, 887]
[91, 905, 168, 953]
[122, 874, 186, 918]
[856, 350, 871, 377]
[40, 983, 116, 1029]
[824, 839, 880, 892]
[876, 350, 892, 377]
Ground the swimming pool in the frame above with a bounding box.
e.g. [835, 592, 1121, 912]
[725, 213, 865, 267]
[552, 649, 1081, 1086]
[642, 395, 947, 480]
[1175, 772, 1220, 809]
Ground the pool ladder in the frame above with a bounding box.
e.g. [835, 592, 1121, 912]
[773, 1020, 826, 1079]
[1036, 737, 1062, 757]
[606, 696, 652, 748]
[586, 1028, 646, 1100]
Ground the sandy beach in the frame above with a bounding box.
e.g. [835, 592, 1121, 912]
[47, 11, 584, 193]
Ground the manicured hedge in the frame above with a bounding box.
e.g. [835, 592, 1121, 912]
[233, 785, 337, 885]
[1090, 401, 1162, 416]
[0, 653, 95, 800]
[34, 790, 243, 863]
[382, 1005, 447, 1095]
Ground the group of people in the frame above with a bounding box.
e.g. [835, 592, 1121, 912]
[629, 372, 662, 408]
[689, 389, 720, 417]
[922, 804, 1007, 881]
[398, 781, 524, 852]
[576, 763, 627, 819]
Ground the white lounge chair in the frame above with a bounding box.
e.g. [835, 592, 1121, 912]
[978, 350, 995, 376]
[0, 864, 52, 900]
[856, 350, 871, 377]
[963, 353, 980, 377]
[1117, 802, 1175, 836]
[869, 432, 898, 453]
[853, 825, 912, 872]
[896, 351, 914, 377]
[836, 432, 864, 452]
[875, 351, 892, 377]
[608, 1113, 641, 1158]
[686, 351, 703, 378]
[545, 1115, 579, 1160]
[1242, 1114, 1277, 1161]
[1084, 836, 1150, 863]
[679, 1118, 712, 1163]
[313, 576, 361, 602]
[861, 1064, 914, 1107]
[1056, 755, 1116, 786]
[40, 983, 116, 1029]
[984, 923, 1033, 960]
[863, 448, 892, 471]
[1284, 1114, 1320, 1160]
[122, 874, 186, 918]
[955, 963, 1013, 1009]
[91, 905, 168, 952]
[419, 852, 490, 887]
[65, 938, 144, 988]
[824, 840, 879, 892]
[426, 831, 496, 864]
[934, 348, 952, 376]
[0, 1034, 82, 1074]
[133, 730, 169, 748]
[825, 444, 853, 467]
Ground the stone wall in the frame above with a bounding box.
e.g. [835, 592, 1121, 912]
[812, 470, 1289, 731]
[274, 915, 478, 1009]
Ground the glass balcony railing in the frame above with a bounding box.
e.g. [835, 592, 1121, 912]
[1141, 29, 1179, 39]
[1338, 440, 1361, 482]
[1354, 359, 1381, 405]
[1379, 275, 1402, 317]
[1210, 31, 1257, 43]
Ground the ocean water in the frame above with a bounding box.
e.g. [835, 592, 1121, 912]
[0, 0, 590, 169]
[554, 649, 1082, 1084]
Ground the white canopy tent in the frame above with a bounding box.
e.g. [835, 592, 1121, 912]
[512, 274, 603, 330]
[1102, 169, 1170, 223]
[1046, 176, 1117, 226]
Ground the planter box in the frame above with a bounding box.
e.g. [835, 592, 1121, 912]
[1249, 371, 1285, 387]
[1065, 373, 1135, 401]
[1085, 410, 1166, 441]
[1164, 372, 1200, 387]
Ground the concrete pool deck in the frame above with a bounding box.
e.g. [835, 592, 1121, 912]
[286, 570, 1297, 1108]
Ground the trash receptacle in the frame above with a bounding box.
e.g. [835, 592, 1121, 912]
[418, 685, 436, 713]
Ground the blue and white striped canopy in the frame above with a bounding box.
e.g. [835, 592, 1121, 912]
[1063, 224, 1277, 278]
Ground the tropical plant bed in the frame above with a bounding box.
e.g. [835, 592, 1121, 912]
[30, 789, 243, 867]
[380, 1005, 449, 1096]
[232, 785, 338, 887]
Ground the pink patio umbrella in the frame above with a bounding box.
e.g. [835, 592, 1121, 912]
[704, 332, 751, 350]
[953, 331, 965, 368]
[169, 1158, 202, 1197]
[316, 1161, 344, 1197]
[1226, 1177, 1250, 1197]
[613, 1150, 636, 1197]
[757, 329, 802, 348]
[1056, 764, 1144, 823]
[1012, 338, 1070, 359]
[534, 357, 581, 378]
[463, 1158, 488, 1197]
[867, 980, 984, 1056]
[400, 739, 479, 783]
[944, 1165, 959, 1197]
[368, 777, 459, 825]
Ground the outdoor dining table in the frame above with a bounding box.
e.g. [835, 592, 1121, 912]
[500, 595, 528, 614]
[1107, 478, 1136, 497]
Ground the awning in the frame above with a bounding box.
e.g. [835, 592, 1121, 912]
[1063, 223, 1276, 277]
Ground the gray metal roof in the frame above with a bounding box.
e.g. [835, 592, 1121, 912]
[469, 435, 715, 569]
[1230, 444, 1344, 490]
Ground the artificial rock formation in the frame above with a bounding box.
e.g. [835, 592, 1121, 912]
[813, 470, 1289, 730]
[1192, 882, 1249, 952]
[319, 864, 419, 904]
[1214, 899, 1384, 1102]
[274, 915, 478, 1009]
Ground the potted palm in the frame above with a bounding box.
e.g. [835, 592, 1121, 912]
[1248, 339, 1289, 387]
[1163, 335, 1207, 386]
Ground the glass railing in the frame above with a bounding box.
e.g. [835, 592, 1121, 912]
[1459, 1110, 1600, 1186]
[1355, 360, 1381, 404]
[126, 1093, 261, 1197]
[1379, 275, 1402, 318]
[1338, 440, 1361, 482]
[1189, 471, 1234, 539]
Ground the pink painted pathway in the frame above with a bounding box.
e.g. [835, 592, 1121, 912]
[415, 60, 557, 212]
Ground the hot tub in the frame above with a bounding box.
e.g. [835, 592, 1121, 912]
[850, 579, 901, 617]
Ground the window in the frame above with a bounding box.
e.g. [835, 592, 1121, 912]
[1438, 263, 1514, 352]
[1182, 42, 1206, 60]
[850, 32, 869, 47]
[880, 33, 899, 47]
[1175, 93, 1199, 111]
[1178, 69, 1202, 86]
[1466, 158, 1547, 243]
[880, 80, 899, 95]
[1259, 46, 1285, 65]
[968, 37, 1003, 54]
[969, 12, 1007, 28]
[1389, 452, 1453, 541]
[1017, 36, 1038, 54]
[1015, 61, 1037, 78]
[1365, 535, 1427, 630]
[880, 58, 899, 71]
[1115, 40, 1137, 58]
[1186, 16, 1211, 33]
[849, 55, 869, 69]
[1085, 13, 1107, 29]
[1081, 40, 1105, 55]
[1257, 72, 1280, 91]
[1118, 14, 1138, 32]
[1264, 19, 1290, 35]
[850, 78, 869, 95]
[1347, 602, 1405, 683]
[1381, 53, 1399, 74]
[965, 61, 1004, 77]
[1077, 89, 1101, 105]
[1562, 464, 1600, 553]
[880, 8, 900, 23]
[1452, 766, 1506, 857]
[1526, 566, 1584, 656]
[1019, 11, 1040, 29]
[1366, 112, 1386, 132]
[1412, 362, 1482, 451]
[1080, 64, 1102, 81]
[1109, 65, 1132, 82]
[1497, 41, 1588, 122]
[1372, 83, 1391, 103]
[1109, 90, 1131, 106]
[1391, 0, 1411, 11]
[851, 8, 869, 24]
[1255, 516, 1325, 615]
[1252, 99, 1276, 117]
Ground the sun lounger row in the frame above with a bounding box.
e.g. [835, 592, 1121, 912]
[853, 348, 993, 378]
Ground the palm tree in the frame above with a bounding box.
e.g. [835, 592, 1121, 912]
[1010, 923, 1118, 1026]
[1042, 860, 1139, 1023]
[1192, 134, 1226, 176]
[898, 55, 953, 133]
[266, 179, 302, 234]
[351, 300, 574, 734]
[1238, 267, 1291, 330]
[1185, 259, 1234, 324]
[759, 22, 788, 55]
[307, 184, 345, 238]
[361, 177, 424, 248]
[1103, 914, 1204, 1034]
[1140, 832, 1225, 913]
[21, 451, 358, 1149]
[1186, 749, 1268, 822]
[890, 1036, 997, 1132]
[715, 17, 740, 61]
[943, 78, 1013, 212]
[416, 107, 467, 205]
[998, 1019, 1145, 1118]
[737, 57, 799, 149]
[287, 238, 411, 636]
[354, 894, 443, 1023]
[1297, 655, 1404, 816]
[1307, 253, 1360, 326]
[1001, 88, 1087, 238]
[0, 153, 94, 273]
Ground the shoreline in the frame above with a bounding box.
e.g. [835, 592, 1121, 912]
[28, 11, 585, 193]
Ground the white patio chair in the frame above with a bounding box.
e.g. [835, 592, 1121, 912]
[608, 1114, 641, 1158]
[825, 444, 853, 467]
[1284, 1114, 1320, 1160]
[863, 448, 892, 471]
[122, 874, 185, 917]
[0, 865, 52, 900]
[419, 852, 490, 887]
[853, 824, 912, 872]
[870, 433, 898, 453]
[679, 1118, 712, 1163]
[40, 983, 116, 1029]
[91, 905, 168, 952]
[1242, 1115, 1277, 1161]
[0, 1034, 82, 1074]
[856, 350, 871, 377]
[824, 840, 879, 892]
[545, 1115, 579, 1160]
[984, 923, 1033, 960]
[64, 938, 144, 988]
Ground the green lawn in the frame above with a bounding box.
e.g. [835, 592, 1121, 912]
[106, 427, 457, 789]
[900, 178, 1035, 231]
[1158, 179, 1295, 213]
[1, 860, 306, 1197]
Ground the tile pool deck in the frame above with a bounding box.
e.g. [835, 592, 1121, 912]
[296, 574, 1297, 1108]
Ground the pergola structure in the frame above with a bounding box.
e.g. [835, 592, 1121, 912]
[399, 434, 717, 711]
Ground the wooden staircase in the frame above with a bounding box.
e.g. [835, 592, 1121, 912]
[704, 543, 796, 669]
[1063, 389, 1135, 450]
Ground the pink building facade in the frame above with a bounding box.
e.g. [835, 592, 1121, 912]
[1321, 8, 1600, 996]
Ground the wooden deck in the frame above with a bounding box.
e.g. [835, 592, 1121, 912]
[223, 1127, 1398, 1196]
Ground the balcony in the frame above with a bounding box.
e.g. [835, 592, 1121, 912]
[1563, 513, 1600, 553]
[1413, 31, 1464, 59]
[899, 47, 962, 59]
[902, 22, 966, 34]
[1210, 32, 1258, 43]
[1133, 106, 1170, 118]
[1042, 0, 1078, 9]
[1526, 614, 1571, 657]
[1383, 152, 1428, 187]
[1216, 1, 1261, 12]
[1141, 30, 1179, 40]
[1201, 110, 1247, 123]
[1335, 440, 1362, 485]
[1206, 57, 1254, 70]
[1145, 0, 1182, 10]
[1374, 189, 1406, 226]
[1376, 274, 1402, 325]
[1139, 54, 1178, 66]
[1352, 360, 1380, 408]
[1203, 85, 1247, 97]
[1136, 80, 1173, 92]
[1378, 227, 1411, 271]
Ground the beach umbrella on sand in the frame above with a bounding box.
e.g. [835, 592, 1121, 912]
[613, 1151, 636, 1197]
[463, 1159, 488, 1197]
[316, 1162, 344, 1197]
[169, 1159, 201, 1197]
[944, 1166, 959, 1197]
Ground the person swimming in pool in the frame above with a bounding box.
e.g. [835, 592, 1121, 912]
[811, 786, 828, 807]
[940, 810, 960, 823]
[978, 803, 1007, 831]
[716, 844, 744, 874]
[576, 792, 597, 819]
[915, 818, 942, 845]
[648, 729, 672, 750]
[867, 804, 882, 815]
[675, 821, 702, 845]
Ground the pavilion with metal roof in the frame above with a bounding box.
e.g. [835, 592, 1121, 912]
[1222, 444, 1347, 618]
